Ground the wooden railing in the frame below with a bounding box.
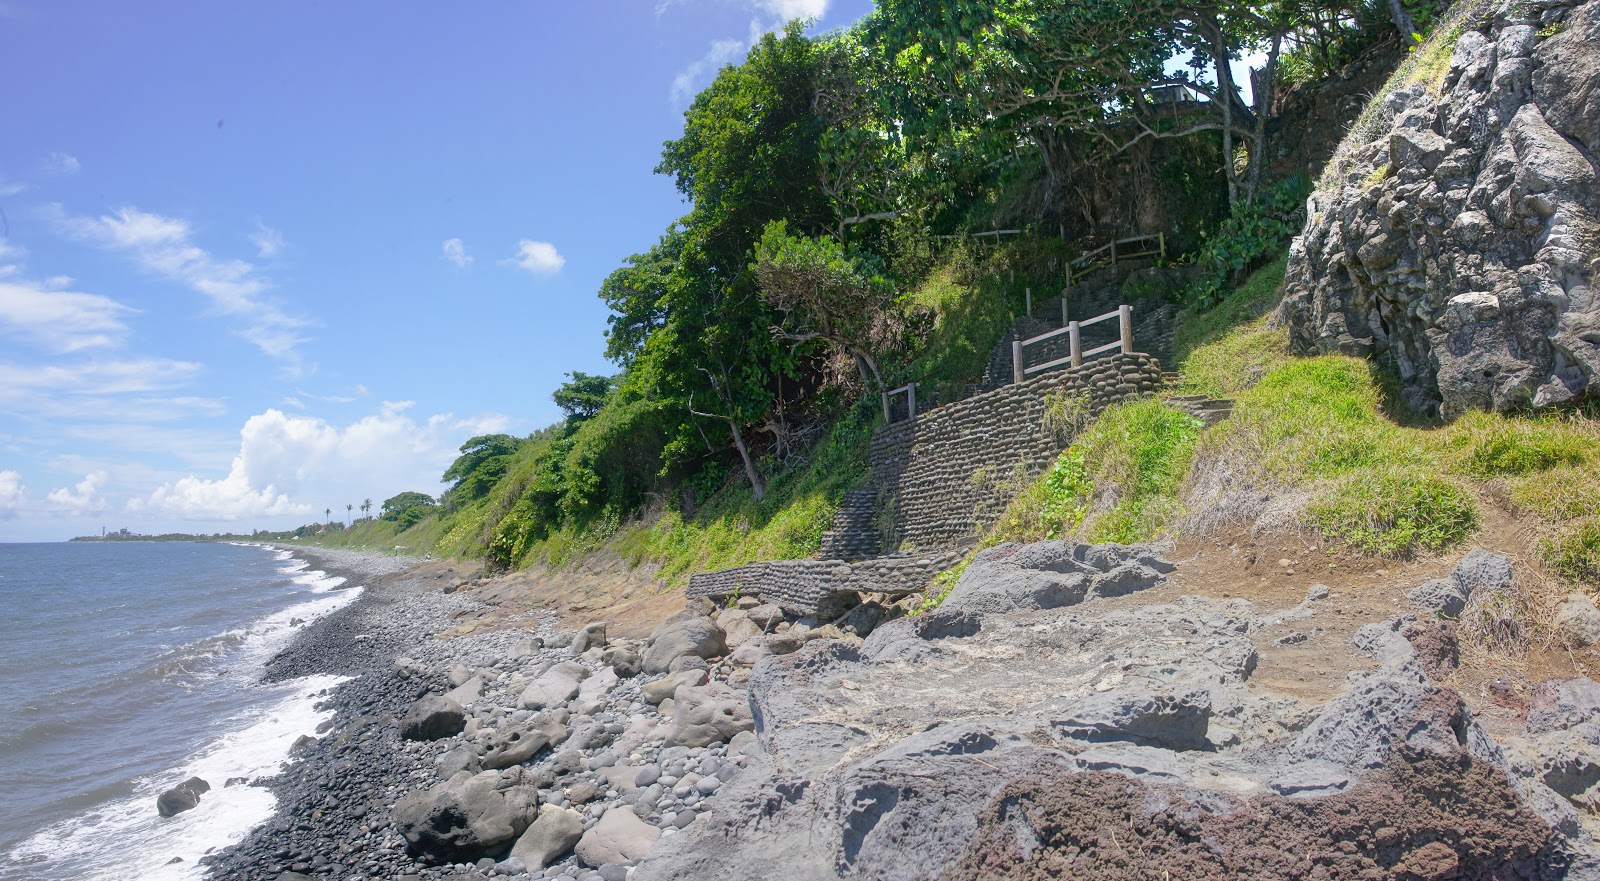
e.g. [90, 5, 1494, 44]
[1012, 305, 1133, 383]
[1068, 233, 1166, 285]
[882, 382, 918, 423]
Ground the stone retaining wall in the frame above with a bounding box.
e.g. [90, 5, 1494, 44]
[686, 551, 962, 617]
[871, 352, 1166, 551]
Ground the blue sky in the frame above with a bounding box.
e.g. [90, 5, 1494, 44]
[0, 0, 873, 540]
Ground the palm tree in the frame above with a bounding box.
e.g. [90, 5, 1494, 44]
[346, 503, 354, 525]
[325, 507, 332, 524]
[361, 498, 372, 521]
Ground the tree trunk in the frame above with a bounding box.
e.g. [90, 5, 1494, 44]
[1246, 31, 1283, 207]
[1207, 18, 1240, 207]
[1387, 0, 1419, 43]
[726, 417, 765, 501]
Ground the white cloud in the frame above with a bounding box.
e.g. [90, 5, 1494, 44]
[0, 177, 29, 198]
[671, 38, 748, 104]
[0, 358, 203, 399]
[43, 152, 81, 176]
[508, 240, 565, 276]
[49, 204, 311, 364]
[0, 277, 136, 352]
[251, 219, 285, 259]
[0, 470, 24, 518]
[47, 471, 107, 512]
[135, 404, 510, 521]
[666, 0, 828, 105]
[442, 237, 473, 269]
[0, 237, 24, 261]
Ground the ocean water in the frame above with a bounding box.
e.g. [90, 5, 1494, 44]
[0, 541, 361, 881]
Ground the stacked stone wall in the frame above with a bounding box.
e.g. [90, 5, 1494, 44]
[686, 551, 962, 616]
[871, 352, 1165, 551]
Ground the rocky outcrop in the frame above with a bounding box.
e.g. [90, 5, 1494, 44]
[634, 540, 1596, 881]
[1281, 0, 1600, 416]
[390, 767, 541, 862]
[156, 776, 210, 818]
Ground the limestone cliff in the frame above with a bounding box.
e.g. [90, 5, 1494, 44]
[1280, 0, 1600, 416]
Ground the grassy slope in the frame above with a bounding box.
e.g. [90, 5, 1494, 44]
[983, 260, 1600, 593]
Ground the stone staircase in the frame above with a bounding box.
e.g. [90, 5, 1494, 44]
[817, 487, 880, 561]
[1165, 393, 1235, 426]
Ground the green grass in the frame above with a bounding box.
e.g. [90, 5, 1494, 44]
[1442, 410, 1592, 478]
[987, 399, 1203, 546]
[1173, 258, 1291, 399]
[1541, 518, 1600, 583]
[1306, 469, 1480, 555]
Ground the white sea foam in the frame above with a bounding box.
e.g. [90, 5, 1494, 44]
[291, 568, 348, 594]
[5, 673, 347, 881]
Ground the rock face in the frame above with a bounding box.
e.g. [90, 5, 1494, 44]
[156, 776, 211, 817]
[391, 767, 541, 862]
[1281, 0, 1600, 416]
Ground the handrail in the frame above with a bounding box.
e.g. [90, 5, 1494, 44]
[882, 382, 918, 423]
[1068, 232, 1165, 285]
[1012, 304, 1133, 383]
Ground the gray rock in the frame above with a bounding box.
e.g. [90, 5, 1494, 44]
[1050, 687, 1212, 751]
[663, 682, 755, 748]
[716, 608, 764, 649]
[391, 767, 541, 862]
[519, 661, 590, 710]
[641, 668, 708, 705]
[571, 622, 608, 655]
[1528, 677, 1600, 734]
[438, 744, 484, 779]
[156, 776, 210, 817]
[400, 695, 467, 741]
[1452, 549, 1514, 599]
[574, 807, 660, 867]
[746, 603, 785, 630]
[1555, 594, 1600, 647]
[643, 616, 727, 674]
[600, 645, 643, 677]
[510, 806, 584, 870]
[940, 541, 1169, 616]
[1407, 577, 1468, 617]
[512, 635, 545, 657]
[765, 631, 805, 655]
[1281, 3, 1600, 416]
[482, 714, 570, 770]
[448, 663, 474, 687]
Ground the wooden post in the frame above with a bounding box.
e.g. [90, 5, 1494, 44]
[1025, 287, 1032, 318]
[1012, 339, 1024, 384]
[1119, 304, 1134, 354]
[1061, 297, 1069, 328]
[1158, 231, 1166, 260]
[907, 383, 917, 421]
[881, 390, 891, 424]
[1069, 321, 1082, 367]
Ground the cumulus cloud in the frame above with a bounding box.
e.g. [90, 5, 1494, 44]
[441, 237, 473, 268]
[48, 204, 310, 364]
[251, 219, 285, 259]
[134, 404, 510, 521]
[47, 471, 107, 512]
[666, 0, 830, 103]
[508, 240, 565, 276]
[0, 276, 137, 352]
[0, 470, 24, 518]
[43, 152, 81, 176]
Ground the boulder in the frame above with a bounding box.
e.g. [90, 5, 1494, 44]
[574, 807, 661, 867]
[765, 632, 806, 655]
[1452, 549, 1514, 599]
[511, 635, 545, 657]
[663, 682, 755, 748]
[519, 661, 590, 711]
[578, 667, 620, 702]
[400, 695, 467, 741]
[481, 714, 570, 770]
[746, 603, 785, 630]
[1050, 688, 1212, 751]
[571, 622, 609, 655]
[1555, 594, 1600, 648]
[391, 767, 541, 862]
[156, 776, 210, 817]
[601, 645, 644, 677]
[643, 616, 726, 674]
[716, 609, 764, 649]
[1407, 578, 1468, 618]
[642, 668, 708, 705]
[940, 542, 1170, 616]
[510, 805, 584, 870]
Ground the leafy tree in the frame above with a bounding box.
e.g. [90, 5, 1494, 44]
[442, 434, 525, 504]
[380, 491, 438, 530]
[752, 220, 902, 410]
[552, 372, 615, 424]
[361, 498, 372, 520]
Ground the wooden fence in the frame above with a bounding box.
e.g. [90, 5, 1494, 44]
[1011, 305, 1134, 383]
[1068, 233, 1166, 285]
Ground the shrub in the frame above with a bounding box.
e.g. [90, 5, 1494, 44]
[1077, 400, 1204, 543]
[1187, 176, 1311, 308]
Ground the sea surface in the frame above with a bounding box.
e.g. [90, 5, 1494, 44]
[0, 541, 360, 881]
